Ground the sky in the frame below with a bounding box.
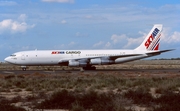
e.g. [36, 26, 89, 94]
[0, 0, 180, 61]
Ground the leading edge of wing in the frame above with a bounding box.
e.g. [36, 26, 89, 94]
[59, 53, 142, 63]
[109, 54, 142, 60]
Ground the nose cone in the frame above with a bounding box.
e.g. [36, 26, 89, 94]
[4, 57, 8, 62]
[4, 57, 11, 63]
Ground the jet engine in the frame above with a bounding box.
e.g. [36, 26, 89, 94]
[68, 58, 114, 67]
[90, 58, 114, 65]
[68, 60, 87, 67]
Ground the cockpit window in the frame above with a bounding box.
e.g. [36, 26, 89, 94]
[10, 54, 16, 57]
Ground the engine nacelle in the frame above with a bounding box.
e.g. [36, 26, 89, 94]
[68, 60, 87, 67]
[90, 58, 114, 65]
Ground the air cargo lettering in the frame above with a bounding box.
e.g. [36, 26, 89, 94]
[51, 51, 64, 54]
[145, 28, 160, 49]
[66, 51, 81, 54]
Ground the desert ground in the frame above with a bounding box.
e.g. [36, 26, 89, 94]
[0, 60, 180, 111]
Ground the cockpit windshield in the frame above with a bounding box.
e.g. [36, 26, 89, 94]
[10, 54, 16, 57]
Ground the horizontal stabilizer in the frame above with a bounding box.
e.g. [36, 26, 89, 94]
[146, 49, 175, 55]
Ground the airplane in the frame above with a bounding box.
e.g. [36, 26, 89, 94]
[4, 24, 173, 71]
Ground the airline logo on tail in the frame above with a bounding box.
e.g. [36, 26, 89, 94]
[145, 28, 161, 50]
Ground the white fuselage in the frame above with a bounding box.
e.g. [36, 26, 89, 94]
[4, 49, 149, 66]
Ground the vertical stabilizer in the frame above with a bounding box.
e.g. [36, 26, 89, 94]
[135, 24, 163, 51]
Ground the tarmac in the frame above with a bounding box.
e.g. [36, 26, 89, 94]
[0, 69, 179, 75]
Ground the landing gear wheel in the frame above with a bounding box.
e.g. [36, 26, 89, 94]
[21, 66, 27, 71]
[22, 68, 26, 71]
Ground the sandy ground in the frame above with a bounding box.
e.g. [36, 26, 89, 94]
[0, 60, 180, 111]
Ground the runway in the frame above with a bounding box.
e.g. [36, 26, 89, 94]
[0, 69, 180, 75]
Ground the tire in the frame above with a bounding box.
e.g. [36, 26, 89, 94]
[22, 68, 26, 71]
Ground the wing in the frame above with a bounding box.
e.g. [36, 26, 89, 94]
[109, 54, 142, 60]
[58, 54, 142, 64]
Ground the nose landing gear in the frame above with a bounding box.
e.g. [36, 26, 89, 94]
[21, 66, 27, 71]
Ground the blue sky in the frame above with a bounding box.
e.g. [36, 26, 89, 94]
[0, 0, 180, 61]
